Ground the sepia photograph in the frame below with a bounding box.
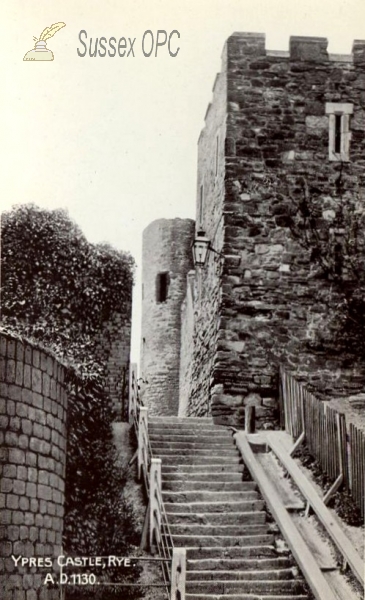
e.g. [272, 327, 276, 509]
[0, 1, 364, 599]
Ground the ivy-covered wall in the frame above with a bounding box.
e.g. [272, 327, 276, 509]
[1, 204, 134, 419]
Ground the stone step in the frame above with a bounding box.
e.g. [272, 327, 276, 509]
[164, 500, 265, 513]
[149, 425, 231, 434]
[169, 524, 270, 538]
[162, 472, 244, 482]
[152, 447, 239, 456]
[150, 421, 308, 600]
[186, 568, 296, 581]
[167, 511, 267, 526]
[162, 464, 244, 473]
[185, 579, 307, 595]
[163, 490, 258, 503]
[186, 556, 294, 571]
[173, 533, 274, 547]
[150, 433, 233, 443]
[186, 594, 309, 600]
[149, 417, 214, 423]
[149, 434, 233, 444]
[159, 455, 242, 465]
[185, 546, 278, 560]
[162, 480, 251, 491]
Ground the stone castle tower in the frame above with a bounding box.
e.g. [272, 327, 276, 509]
[140, 218, 195, 415]
[142, 33, 365, 426]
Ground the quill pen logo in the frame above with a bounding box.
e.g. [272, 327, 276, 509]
[23, 22, 66, 61]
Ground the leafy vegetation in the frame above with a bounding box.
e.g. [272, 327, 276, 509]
[296, 445, 363, 526]
[64, 370, 142, 598]
[1, 204, 141, 598]
[1, 204, 134, 372]
[286, 169, 365, 359]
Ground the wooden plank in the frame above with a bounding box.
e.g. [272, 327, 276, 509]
[245, 405, 255, 433]
[267, 432, 364, 587]
[352, 425, 360, 508]
[350, 425, 356, 504]
[282, 371, 289, 434]
[323, 404, 328, 476]
[358, 428, 362, 514]
[279, 367, 285, 429]
[291, 514, 337, 571]
[359, 430, 362, 515]
[341, 417, 349, 491]
[234, 432, 338, 600]
[327, 408, 331, 478]
[362, 434, 365, 519]
[307, 395, 313, 456]
[328, 408, 332, 479]
[256, 452, 306, 511]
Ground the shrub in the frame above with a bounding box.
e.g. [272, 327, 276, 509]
[1, 204, 141, 598]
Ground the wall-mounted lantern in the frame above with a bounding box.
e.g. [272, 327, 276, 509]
[192, 229, 210, 268]
[192, 229, 223, 268]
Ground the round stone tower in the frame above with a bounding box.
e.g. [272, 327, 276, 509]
[140, 218, 195, 415]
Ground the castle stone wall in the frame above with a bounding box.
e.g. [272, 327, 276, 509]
[0, 332, 67, 600]
[182, 33, 365, 427]
[141, 219, 195, 415]
[178, 272, 196, 417]
[180, 69, 228, 419]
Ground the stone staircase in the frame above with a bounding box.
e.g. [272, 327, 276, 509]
[149, 417, 310, 600]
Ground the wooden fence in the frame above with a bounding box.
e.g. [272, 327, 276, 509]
[280, 367, 364, 520]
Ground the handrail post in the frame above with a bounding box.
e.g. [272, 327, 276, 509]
[149, 457, 162, 550]
[171, 547, 186, 600]
[138, 407, 148, 480]
[129, 363, 138, 423]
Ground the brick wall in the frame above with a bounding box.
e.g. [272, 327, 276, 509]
[180, 33, 365, 427]
[95, 308, 132, 420]
[0, 332, 67, 600]
[141, 219, 195, 415]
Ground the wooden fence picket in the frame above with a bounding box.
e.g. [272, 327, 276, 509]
[280, 368, 364, 521]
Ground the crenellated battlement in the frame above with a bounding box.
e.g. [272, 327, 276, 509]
[223, 32, 365, 64]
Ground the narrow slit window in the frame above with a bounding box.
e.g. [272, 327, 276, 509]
[334, 114, 342, 154]
[156, 272, 170, 303]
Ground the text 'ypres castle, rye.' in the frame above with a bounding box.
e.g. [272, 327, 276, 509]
[140, 32, 365, 428]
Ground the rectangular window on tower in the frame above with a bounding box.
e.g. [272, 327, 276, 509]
[156, 272, 170, 303]
[326, 103, 353, 161]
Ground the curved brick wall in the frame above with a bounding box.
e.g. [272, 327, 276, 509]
[0, 332, 67, 600]
[141, 218, 195, 415]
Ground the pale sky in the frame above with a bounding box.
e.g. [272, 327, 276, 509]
[1, 0, 364, 361]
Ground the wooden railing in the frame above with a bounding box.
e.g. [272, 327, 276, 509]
[280, 367, 365, 520]
[129, 364, 186, 599]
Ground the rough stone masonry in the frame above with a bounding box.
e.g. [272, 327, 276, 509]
[140, 33, 365, 427]
[179, 33, 365, 428]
